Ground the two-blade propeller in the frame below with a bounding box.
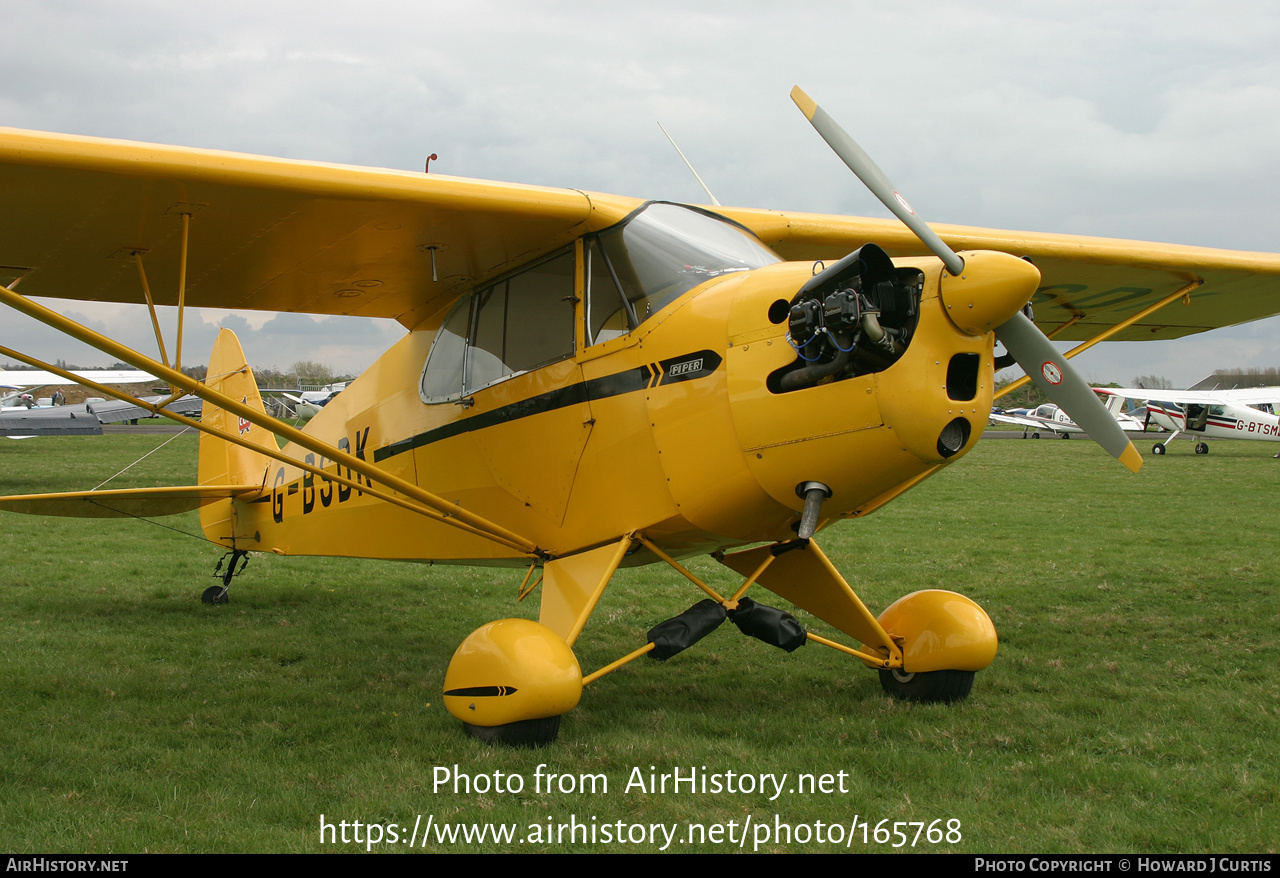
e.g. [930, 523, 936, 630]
[791, 86, 1142, 473]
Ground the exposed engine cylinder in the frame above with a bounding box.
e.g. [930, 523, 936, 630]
[772, 243, 923, 393]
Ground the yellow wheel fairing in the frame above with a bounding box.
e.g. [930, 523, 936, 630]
[443, 619, 582, 727]
[876, 590, 997, 673]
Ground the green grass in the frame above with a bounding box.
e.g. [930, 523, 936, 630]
[1, 435, 1277, 853]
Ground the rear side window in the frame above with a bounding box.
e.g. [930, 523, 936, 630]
[421, 250, 575, 402]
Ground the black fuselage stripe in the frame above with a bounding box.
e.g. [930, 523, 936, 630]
[373, 365, 655, 463]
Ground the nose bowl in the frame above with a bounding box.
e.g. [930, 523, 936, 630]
[938, 251, 1042, 336]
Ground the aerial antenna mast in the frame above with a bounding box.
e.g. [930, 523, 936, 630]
[657, 122, 721, 206]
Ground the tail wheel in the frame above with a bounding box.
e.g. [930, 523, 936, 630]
[878, 668, 975, 703]
[1195, 442, 1209, 455]
[463, 716, 561, 748]
[201, 585, 229, 604]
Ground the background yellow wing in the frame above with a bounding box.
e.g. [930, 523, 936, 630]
[721, 207, 1280, 341]
[0, 128, 640, 329]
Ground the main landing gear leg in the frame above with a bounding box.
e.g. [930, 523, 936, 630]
[717, 540, 997, 704]
[1154, 429, 1181, 456]
[445, 530, 1000, 747]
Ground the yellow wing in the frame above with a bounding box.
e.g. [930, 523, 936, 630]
[5, 126, 1280, 341]
[0, 127, 641, 329]
[720, 207, 1280, 341]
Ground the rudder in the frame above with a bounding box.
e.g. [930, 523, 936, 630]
[198, 328, 275, 543]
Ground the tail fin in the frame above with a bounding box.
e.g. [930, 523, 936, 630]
[1102, 392, 1126, 416]
[198, 328, 275, 543]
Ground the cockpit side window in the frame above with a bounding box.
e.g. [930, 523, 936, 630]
[501, 251, 576, 370]
[585, 237, 635, 345]
[419, 297, 470, 402]
[421, 249, 575, 403]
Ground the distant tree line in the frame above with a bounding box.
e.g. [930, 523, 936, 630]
[994, 373, 1179, 410]
[2, 359, 351, 389]
[1201, 367, 1280, 389]
[2, 360, 142, 371]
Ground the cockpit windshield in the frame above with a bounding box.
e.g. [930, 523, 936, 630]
[587, 203, 780, 341]
[421, 204, 782, 404]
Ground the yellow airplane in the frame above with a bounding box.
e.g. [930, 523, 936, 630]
[4, 87, 1280, 746]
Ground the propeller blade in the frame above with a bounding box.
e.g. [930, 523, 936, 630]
[996, 312, 1143, 472]
[790, 85, 1142, 473]
[791, 86, 964, 276]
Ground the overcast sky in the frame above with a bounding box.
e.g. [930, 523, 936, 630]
[3, 1, 1279, 386]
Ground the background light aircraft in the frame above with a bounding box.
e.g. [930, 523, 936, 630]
[1, 368, 168, 437]
[1, 368, 156, 408]
[1094, 387, 1280, 455]
[259, 384, 350, 421]
[3, 88, 1280, 746]
[0, 395, 203, 438]
[990, 397, 1147, 439]
[280, 383, 347, 421]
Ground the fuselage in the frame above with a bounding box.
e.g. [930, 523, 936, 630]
[214, 204, 1012, 564]
[1146, 399, 1280, 441]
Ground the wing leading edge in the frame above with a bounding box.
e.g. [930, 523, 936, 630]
[1097, 386, 1280, 405]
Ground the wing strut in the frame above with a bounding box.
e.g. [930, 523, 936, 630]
[995, 279, 1203, 401]
[0, 286, 543, 556]
[134, 252, 171, 369]
[1044, 315, 1083, 340]
[175, 212, 190, 373]
[132, 210, 192, 377]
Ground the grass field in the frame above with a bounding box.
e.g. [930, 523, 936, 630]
[1, 433, 1277, 853]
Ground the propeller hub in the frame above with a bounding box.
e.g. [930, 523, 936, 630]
[938, 251, 1041, 337]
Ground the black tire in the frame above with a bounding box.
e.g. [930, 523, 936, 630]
[1031, 432, 1040, 439]
[463, 715, 561, 748]
[1195, 443, 1209, 455]
[878, 668, 974, 703]
[201, 585, 229, 605]
[1153, 444, 1166, 455]
[1061, 433, 1071, 439]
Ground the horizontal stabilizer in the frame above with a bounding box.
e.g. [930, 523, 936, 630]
[0, 485, 262, 518]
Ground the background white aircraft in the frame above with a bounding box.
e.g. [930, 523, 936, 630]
[1093, 387, 1280, 455]
[280, 383, 347, 421]
[0, 369, 157, 408]
[0, 368, 186, 438]
[990, 396, 1147, 439]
